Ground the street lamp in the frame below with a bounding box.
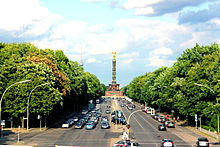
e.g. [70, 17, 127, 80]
[27, 82, 50, 131]
[127, 109, 142, 138]
[194, 83, 219, 133]
[0, 80, 31, 137]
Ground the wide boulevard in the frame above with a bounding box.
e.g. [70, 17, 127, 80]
[0, 98, 218, 147]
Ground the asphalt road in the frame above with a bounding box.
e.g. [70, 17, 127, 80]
[0, 100, 115, 147]
[120, 101, 202, 147]
[1, 99, 218, 147]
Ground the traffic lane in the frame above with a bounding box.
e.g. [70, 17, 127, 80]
[121, 105, 191, 147]
[121, 106, 164, 146]
[135, 107, 203, 145]
[71, 101, 112, 147]
[21, 101, 111, 147]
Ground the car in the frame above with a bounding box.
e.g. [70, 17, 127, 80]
[62, 121, 70, 128]
[121, 104, 124, 107]
[74, 120, 85, 129]
[82, 116, 89, 122]
[196, 137, 209, 147]
[101, 121, 110, 129]
[81, 110, 88, 115]
[158, 124, 166, 131]
[86, 121, 96, 130]
[126, 141, 139, 147]
[145, 108, 152, 114]
[113, 140, 139, 147]
[67, 119, 74, 125]
[153, 114, 159, 120]
[102, 115, 108, 122]
[158, 116, 166, 123]
[132, 104, 136, 108]
[128, 104, 133, 110]
[73, 116, 78, 122]
[167, 122, 175, 128]
[161, 139, 174, 147]
[106, 109, 111, 114]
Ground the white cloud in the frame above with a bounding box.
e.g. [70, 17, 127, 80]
[148, 56, 166, 67]
[151, 47, 173, 55]
[0, 0, 63, 35]
[148, 56, 175, 67]
[80, 0, 106, 2]
[33, 38, 69, 51]
[86, 58, 97, 63]
[50, 21, 87, 39]
[123, 0, 161, 10]
[134, 7, 154, 15]
[89, 24, 106, 33]
[120, 52, 139, 59]
[122, 59, 134, 64]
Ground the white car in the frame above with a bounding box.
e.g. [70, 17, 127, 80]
[62, 121, 70, 128]
[161, 139, 174, 147]
[73, 116, 78, 122]
[82, 110, 88, 115]
[196, 137, 209, 147]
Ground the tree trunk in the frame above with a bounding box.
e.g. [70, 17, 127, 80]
[20, 116, 24, 129]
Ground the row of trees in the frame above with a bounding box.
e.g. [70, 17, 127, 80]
[122, 43, 220, 131]
[0, 42, 106, 128]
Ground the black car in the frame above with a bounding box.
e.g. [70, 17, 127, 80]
[106, 109, 111, 114]
[158, 124, 166, 131]
[132, 104, 136, 108]
[74, 120, 85, 129]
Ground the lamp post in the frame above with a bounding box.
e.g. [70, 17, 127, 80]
[27, 83, 50, 131]
[127, 109, 142, 138]
[0, 80, 31, 137]
[194, 83, 219, 133]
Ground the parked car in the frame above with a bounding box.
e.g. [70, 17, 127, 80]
[196, 137, 209, 147]
[161, 139, 174, 147]
[158, 116, 166, 123]
[101, 121, 110, 129]
[62, 121, 70, 128]
[167, 122, 175, 128]
[121, 104, 124, 107]
[132, 104, 136, 108]
[165, 120, 170, 126]
[153, 114, 159, 120]
[73, 116, 78, 122]
[81, 110, 88, 115]
[158, 124, 166, 131]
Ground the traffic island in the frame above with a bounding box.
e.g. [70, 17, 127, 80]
[109, 99, 129, 147]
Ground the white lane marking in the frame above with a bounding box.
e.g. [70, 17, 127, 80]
[136, 112, 158, 130]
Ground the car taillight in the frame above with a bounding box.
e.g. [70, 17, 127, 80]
[171, 142, 173, 144]
[163, 142, 165, 144]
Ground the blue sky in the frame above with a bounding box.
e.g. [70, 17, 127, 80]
[1, 0, 220, 87]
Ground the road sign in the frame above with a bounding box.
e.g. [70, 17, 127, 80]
[195, 114, 197, 122]
[1, 120, 5, 126]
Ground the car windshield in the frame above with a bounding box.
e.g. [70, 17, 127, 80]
[164, 139, 173, 142]
[198, 138, 208, 141]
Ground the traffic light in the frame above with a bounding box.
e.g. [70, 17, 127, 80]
[126, 124, 130, 129]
